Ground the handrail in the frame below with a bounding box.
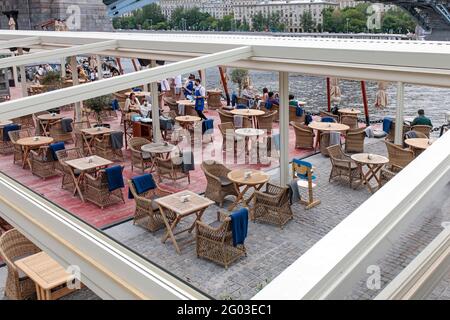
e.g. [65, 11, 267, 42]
[0, 173, 209, 300]
[253, 131, 450, 299]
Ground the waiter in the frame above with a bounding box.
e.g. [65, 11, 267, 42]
[183, 74, 195, 98]
[194, 78, 207, 120]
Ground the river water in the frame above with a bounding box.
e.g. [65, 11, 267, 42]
[122, 60, 450, 127]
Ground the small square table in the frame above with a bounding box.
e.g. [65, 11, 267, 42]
[154, 190, 214, 254]
[15, 252, 80, 300]
[65, 155, 113, 202]
[80, 127, 114, 155]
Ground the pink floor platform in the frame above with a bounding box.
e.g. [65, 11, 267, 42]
[0, 95, 314, 229]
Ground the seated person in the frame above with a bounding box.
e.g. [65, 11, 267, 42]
[242, 84, 256, 107]
[265, 91, 279, 109]
[289, 94, 299, 107]
[124, 92, 141, 113]
[411, 109, 432, 127]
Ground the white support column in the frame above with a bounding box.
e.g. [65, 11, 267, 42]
[150, 60, 161, 142]
[395, 81, 405, 145]
[279, 71, 290, 186]
[70, 56, 81, 121]
[61, 57, 66, 79]
[96, 55, 103, 80]
[12, 54, 19, 89]
[17, 48, 28, 98]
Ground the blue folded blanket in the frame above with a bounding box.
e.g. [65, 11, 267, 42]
[305, 114, 313, 125]
[383, 117, 394, 134]
[110, 131, 123, 150]
[202, 118, 214, 134]
[3, 124, 20, 142]
[48, 142, 65, 161]
[236, 104, 247, 109]
[128, 173, 156, 199]
[296, 106, 304, 116]
[231, 208, 248, 247]
[321, 117, 335, 123]
[61, 118, 73, 133]
[105, 166, 124, 192]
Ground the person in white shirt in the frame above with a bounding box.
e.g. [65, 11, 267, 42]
[159, 78, 170, 108]
[174, 75, 182, 99]
[45, 64, 53, 73]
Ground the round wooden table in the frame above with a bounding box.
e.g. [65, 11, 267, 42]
[338, 108, 361, 115]
[37, 113, 65, 136]
[235, 128, 265, 137]
[351, 153, 389, 193]
[230, 109, 265, 128]
[308, 121, 350, 132]
[227, 169, 270, 213]
[405, 138, 433, 157]
[176, 99, 195, 106]
[141, 142, 176, 172]
[125, 91, 151, 97]
[16, 136, 54, 169]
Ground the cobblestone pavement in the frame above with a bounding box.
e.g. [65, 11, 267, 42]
[1, 138, 447, 300]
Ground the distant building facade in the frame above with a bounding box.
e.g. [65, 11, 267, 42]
[159, 0, 340, 32]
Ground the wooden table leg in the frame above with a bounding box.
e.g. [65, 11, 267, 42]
[70, 169, 85, 202]
[22, 146, 30, 169]
[159, 206, 182, 254]
[228, 183, 250, 211]
[82, 133, 93, 155]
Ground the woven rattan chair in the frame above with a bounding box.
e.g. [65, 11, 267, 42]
[128, 179, 176, 232]
[29, 146, 58, 180]
[84, 166, 125, 209]
[201, 161, 238, 207]
[258, 110, 277, 134]
[196, 211, 247, 268]
[0, 125, 20, 155]
[320, 110, 339, 122]
[12, 114, 34, 130]
[327, 144, 361, 188]
[0, 229, 41, 300]
[49, 119, 74, 143]
[164, 97, 179, 115]
[380, 140, 415, 185]
[320, 132, 331, 156]
[291, 121, 314, 149]
[218, 122, 245, 152]
[8, 128, 34, 165]
[289, 107, 305, 123]
[253, 183, 293, 228]
[155, 155, 190, 184]
[344, 127, 366, 153]
[218, 108, 234, 124]
[386, 122, 411, 142]
[340, 115, 359, 129]
[129, 137, 153, 172]
[411, 125, 432, 138]
[94, 133, 124, 162]
[55, 147, 84, 192]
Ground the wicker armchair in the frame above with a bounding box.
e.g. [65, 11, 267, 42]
[320, 110, 339, 122]
[386, 122, 411, 142]
[340, 115, 358, 129]
[49, 119, 74, 143]
[218, 109, 234, 124]
[327, 144, 361, 188]
[55, 147, 84, 191]
[289, 107, 305, 123]
[128, 179, 176, 232]
[94, 133, 124, 162]
[291, 121, 314, 149]
[258, 110, 277, 134]
[12, 114, 34, 130]
[29, 146, 58, 180]
[0, 229, 41, 300]
[129, 137, 153, 172]
[218, 122, 245, 152]
[8, 128, 34, 165]
[155, 155, 190, 184]
[164, 97, 179, 115]
[380, 140, 415, 185]
[253, 183, 293, 228]
[411, 125, 432, 138]
[196, 211, 247, 268]
[344, 127, 366, 153]
[84, 166, 126, 209]
[320, 132, 331, 156]
[201, 161, 238, 207]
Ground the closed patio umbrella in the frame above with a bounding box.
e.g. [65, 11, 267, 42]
[375, 81, 388, 109]
[330, 77, 341, 103]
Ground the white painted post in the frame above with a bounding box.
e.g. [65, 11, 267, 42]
[96, 55, 103, 80]
[12, 54, 19, 90]
[279, 71, 290, 186]
[70, 56, 81, 121]
[150, 60, 161, 142]
[61, 57, 66, 78]
[17, 48, 28, 97]
[395, 81, 405, 145]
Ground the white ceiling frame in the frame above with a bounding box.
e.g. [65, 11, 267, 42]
[0, 40, 118, 68]
[0, 46, 252, 121]
[0, 36, 41, 50]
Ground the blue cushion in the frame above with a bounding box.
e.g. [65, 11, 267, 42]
[105, 166, 124, 192]
[321, 117, 335, 123]
[128, 174, 156, 199]
[230, 208, 248, 247]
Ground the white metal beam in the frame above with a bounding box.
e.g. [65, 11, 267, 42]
[0, 46, 252, 121]
[0, 40, 118, 68]
[0, 36, 41, 50]
[279, 71, 290, 186]
[395, 82, 405, 145]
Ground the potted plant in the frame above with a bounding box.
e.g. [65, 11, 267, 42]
[40, 71, 62, 91]
[230, 68, 249, 96]
[84, 94, 113, 124]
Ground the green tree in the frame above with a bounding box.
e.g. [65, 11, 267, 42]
[382, 8, 416, 33]
[218, 15, 234, 31]
[300, 11, 315, 32]
[230, 69, 249, 96]
[252, 12, 266, 31]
